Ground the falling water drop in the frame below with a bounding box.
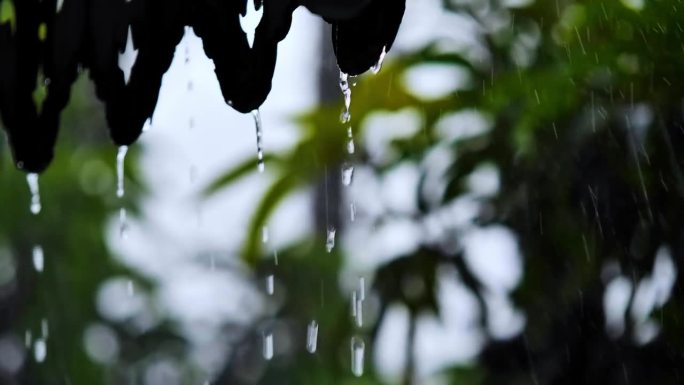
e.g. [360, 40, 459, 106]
[119, 208, 129, 239]
[273, 249, 279, 266]
[325, 227, 336, 253]
[261, 226, 269, 243]
[346, 127, 355, 154]
[371, 46, 387, 74]
[358, 277, 365, 301]
[266, 274, 274, 295]
[262, 331, 274, 360]
[32, 245, 44, 273]
[26, 173, 41, 215]
[350, 336, 365, 377]
[252, 110, 265, 173]
[350, 202, 357, 222]
[351, 291, 358, 317]
[34, 339, 47, 363]
[41, 319, 49, 338]
[339, 72, 352, 121]
[116, 146, 128, 198]
[341, 164, 354, 186]
[24, 331, 32, 348]
[306, 320, 318, 353]
[355, 299, 363, 327]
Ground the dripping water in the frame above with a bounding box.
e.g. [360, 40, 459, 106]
[350, 202, 357, 222]
[266, 274, 274, 295]
[371, 46, 387, 74]
[351, 291, 358, 317]
[41, 319, 48, 338]
[350, 336, 365, 377]
[354, 298, 363, 327]
[358, 277, 365, 301]
[26, 173, 41, 215]
[325, 227, 336, 253]
[342, 164, 354, 186]
[262, 331, 274, 360]
[252, 110, 265, 173]
[116, 146, 128, 198]
[119, 208, 129, 239]
[306, 320, 318, 353]
[261, 226, 269, 244]
[34, 338, 47, 363]
[24, 331, 32, 348]
[32, 245, 44, 273]
[347, 126, 355, 155]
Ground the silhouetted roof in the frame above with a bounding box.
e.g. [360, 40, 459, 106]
[0, 0, 405, 172]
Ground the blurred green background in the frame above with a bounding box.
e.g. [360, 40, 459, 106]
[1, 0, 683, 384]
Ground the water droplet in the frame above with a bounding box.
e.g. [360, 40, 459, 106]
[306, 320, 318, 353]
[350, 203, 356, 222]
[346, 127, 355, 154]
[116, 146, 128, 198]
[32, 245, 44, 273]
[266, 274, 274, 295]
[342, 164, 354, 186]
[24, 331, 32, 348]
[252, 110, 265, 173]
[261, 226, 269, 243]
[273, 249, 279, 266]
[355, 299, 363, 327]
[371, 46, 387, 74]
[339, 71, 352, 124]
[262, 331, 274, 360]
[351, 291, 357, 317]
[34, 338, 47, 363]
[358, 278, 365, 301]
[56, 0, 64, 13]
[119, 208, 129, 239]
[41, 319, 48, 338]
[350, 336, 364, 377]
[325, 227, 336, 253]
[26, 173, 41, 215]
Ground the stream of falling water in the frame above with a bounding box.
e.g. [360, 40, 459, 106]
[252, 109, 265, 173]
[26, 173, 41, 215]
[32, 245, 44, 273]
[116, 146, 129, 238]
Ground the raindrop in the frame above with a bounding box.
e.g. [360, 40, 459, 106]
[119, 208, 129, 239]
[266, 274, 274, 296]
[116, 146, 128, 198]
[342, 164, 354, 186]
[339, 72, 352, 121]
[350, 202, 356, 222]
[273, 249, 279, 266]
[261, 226, 269, 244]
[371, 46, 387, 74]
[252, 110, 265, 173]
[351, 291, 357, 317]
[306, 320, 318, 353]
[354, 299, 363, 327]
[346, 127, 355, 154]
[26, 173, 41, 215]
[56, 0, 64, 13]
[41, 319, 48, 338]
[325, 227, 336, 253]
[358, 277, 365, 301]
[350, 336, 364, 377]
[262, 331, 273, 360]
[32, 245, 44, 273]
[34, 339, 47, 363]
[24, 331, 31, 348]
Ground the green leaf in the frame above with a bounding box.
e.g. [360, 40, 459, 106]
[202, 153, 279, 197]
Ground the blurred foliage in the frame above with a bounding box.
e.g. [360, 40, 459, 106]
[207, 0, 684, 384]
[0, 74, 192, 385]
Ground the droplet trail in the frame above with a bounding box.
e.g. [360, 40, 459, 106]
[306, 320, 318, 353]
[252, 110, 265, 173]
[262, 331, 274, 360]
[350, 336, 365, 377]
[116, 146, 128, 198]
[26, 173, 41, 215]
[326, 227, 336, 253]
[32, 245, 44, 273]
